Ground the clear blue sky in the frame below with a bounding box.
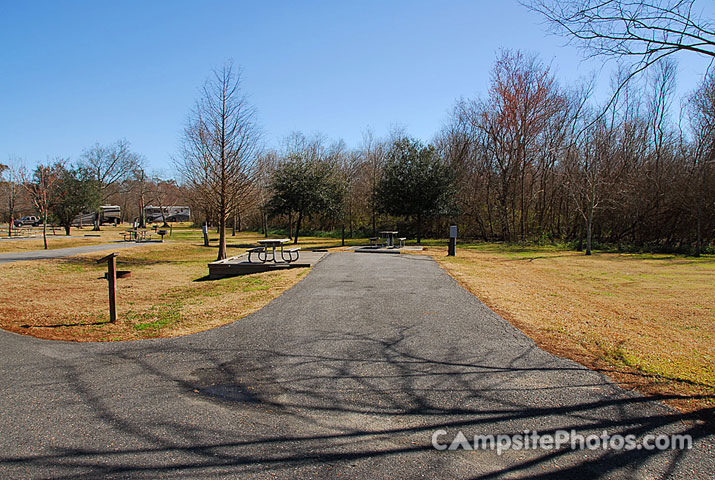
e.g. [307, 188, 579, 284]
[1, 0, 713, 176]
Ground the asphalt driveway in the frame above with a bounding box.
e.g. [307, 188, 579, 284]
[0, 252, 712, 479]
[0, 242, 153, 264]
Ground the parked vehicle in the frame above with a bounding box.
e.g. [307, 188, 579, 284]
[13, 216, 41, 227]
[98, 205, 121, 225]
[72, 205, 121, 226]
[144, 205, 191, 223]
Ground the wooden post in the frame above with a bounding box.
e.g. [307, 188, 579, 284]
[97, 253, 119, 323]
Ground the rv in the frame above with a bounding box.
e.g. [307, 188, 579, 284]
[72, 205, 121, 226]
[144, 205, 191, 224]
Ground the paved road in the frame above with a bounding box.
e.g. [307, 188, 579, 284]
[0, 242, 154, 264]
[0, 252, 712, 479]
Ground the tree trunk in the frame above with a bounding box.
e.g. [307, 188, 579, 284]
[475, 212, 488, 241]
[520, 168, 526, 241]
[485, 176, 494, 239]
[695, 195, 702, 257]
[217, 214, 227, 260]
[139, 196, 145, 229]
[64, 224, 71, 236]
[294, 210, 303, 244]
[586, 207, 593, 256]
[416, 214, 423, 244]
[8, 215, 12, 237]
[42, 210, 48, 250]
[349, 203, 353, 238]
[341, 223, 345, 247]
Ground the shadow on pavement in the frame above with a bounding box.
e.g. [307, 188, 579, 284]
[1, 327, 712, 479]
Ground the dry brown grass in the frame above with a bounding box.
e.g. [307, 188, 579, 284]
[0, 225, 142, 253]
[0, 230, 324, 342]
[422, 245, 715, 414]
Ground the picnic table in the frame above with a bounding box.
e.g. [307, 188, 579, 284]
[379, 231, 399, 248]
[123, 230, 152, 242]
[248, 238, 300, 264]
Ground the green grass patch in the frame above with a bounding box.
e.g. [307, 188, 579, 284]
[122, 270, 283, 331]
[56, 263, 87, 273]
[128, 305, 182, 331]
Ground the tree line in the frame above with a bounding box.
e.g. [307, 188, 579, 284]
[3, 55, 713, 257]
[3, 0, 714, 257]
[178, 55, 712, 259]
[438, 51, 714, 256]
[0, 140, 187, 249]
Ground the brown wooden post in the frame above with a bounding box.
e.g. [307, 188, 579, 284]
[97, 253, 119, 323]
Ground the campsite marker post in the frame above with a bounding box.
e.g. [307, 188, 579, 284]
[448, 224, 457, 257]
[97, 252, 119, 323]
[202, 224, 209, 246]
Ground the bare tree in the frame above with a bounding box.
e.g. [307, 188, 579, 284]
[151, 175, 181, 228]
[460, 50, 566, 241]
[526, 1, 715, 57]
[20, 161, 63, 250]
[341, 150, 361, 240]
[132, 161, 150, 228]
[567, 121, 610, 255]
[357, 129, 386, 236]
[645, 59, 678, 224]
[0, 163, 7, 234]
[81, 139, 140, 229]
[525, 0, 715, 105]
[2, 157, 23, 237]
[688, 71, 715, 256]
[177, 63, 260, 260]
[254, 151, 279, 238]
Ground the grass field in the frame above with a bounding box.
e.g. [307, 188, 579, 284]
[3, 227, 713, 415]
[0, 224, 143, 253]
[0, 227, 363, 342]
[421, 242, 715, 414]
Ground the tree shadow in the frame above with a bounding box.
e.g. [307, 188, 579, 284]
[1, 325, 712, 479]
[20, 320, 110, 329]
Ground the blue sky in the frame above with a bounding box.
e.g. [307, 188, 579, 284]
[1, 0, 713, 175]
